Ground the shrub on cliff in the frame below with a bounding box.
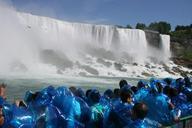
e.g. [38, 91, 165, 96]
[148, 21, 171, 34]
[126, 24, 132, 29]
[136, 23, 146, 30]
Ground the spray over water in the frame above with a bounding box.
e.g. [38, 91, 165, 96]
[0, 3, 172, 78]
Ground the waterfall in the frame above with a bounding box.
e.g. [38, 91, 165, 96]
[17, 13, 152, 62]
[0, 6, 173, 77]
[160, 34, 171, 60]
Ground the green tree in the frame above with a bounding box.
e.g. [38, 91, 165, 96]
[148, 21, 171, 34]
[136, 23, 146, 29]
[148, 22, 158, 31]
[175, 24, 192, 31]
[126, 24, 132, 29]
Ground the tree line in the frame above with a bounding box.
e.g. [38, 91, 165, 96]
[118, 22, 192, 35]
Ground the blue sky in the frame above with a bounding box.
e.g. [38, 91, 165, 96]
[9, 0, 192, 29]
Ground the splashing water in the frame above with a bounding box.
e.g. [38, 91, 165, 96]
[0, 3, 176, 78]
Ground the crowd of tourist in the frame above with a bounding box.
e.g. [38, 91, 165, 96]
[0, 77, 192, 128]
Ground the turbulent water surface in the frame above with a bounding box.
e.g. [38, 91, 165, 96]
[0, 76, 141, 102]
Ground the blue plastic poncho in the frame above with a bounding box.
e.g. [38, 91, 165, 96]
[52, 87, 82, 128]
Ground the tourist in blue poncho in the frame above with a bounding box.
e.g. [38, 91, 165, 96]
[168, 87, 192, 118]
[143, 82, 180, 126]
[124, 102, 148, 128]
[107, 86, 134, 128]
[134, 80, 149, 102]
[87, 89, 104, 128]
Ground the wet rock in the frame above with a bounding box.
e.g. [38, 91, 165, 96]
[132, 63, 138, 66]
[75, 61, 99, 75]
[141, 72, 153, 77]
[114, 62, 127, 72]
[188, 64, 192, 69]
[172, 57, 192, 69]
[144, 30, 161, 48]
[137, 75, 142, 78]
[145, 65, 150, 69]
[180, 72, 188, 77]
[96, 58, 112, 67]
[172, 66, 190, 76]
[120, 68, 127, 72]
[40, 49, 73, 70]
[85, 46, 115, 60]
[163, 66, 175, 75]
[172, 66, 181, 73]
[81, 65, 99, 75]
[79, 72, 87, 76]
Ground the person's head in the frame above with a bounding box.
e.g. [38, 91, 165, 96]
[104, 89, 114, 99]
[113, 88, 120, 98]
[156, 82, 163, 93]
[164, 78, 172, 86]
[75, 88, 85, 99]
[176, 78, 184, 85]
[89, 89, 101, 104]
[24, 91, 40, 103]
[169, 88, 178, 98]
[176, 78, 185, 92]
[120, 86, 133, 103]
[137, 80, 146, 89]
[184, 77, 192, 88]
[0, 83, 6, 100]
[69, 86, 77, 95]
[163, 85, 170, 96]
[132, 102, 148, 120]
[119, 79, 128, 88]
[131, 86, 138, 94]
[86, 89, 92, 98]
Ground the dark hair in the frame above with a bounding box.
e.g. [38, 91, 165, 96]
[104, 89, 114, 99]
[86, 89, 92, 98]
[169, 88, 178, 98]
[156, 82, 163, 93]
[119, 79, 128, 88]
[164, 78, 172, 86]
[131, 86, 138, 94]
[184, 77, 192, 88]
[113, 88, 120, 98]
[89, 89, 101, 104]
[69, 86, 77, 95]
[137, 81, 145, 89]
[25, 91, 40, 103]
[0, 83, 7, 88]
[133, 102, 148, 120]
[120, 87, 133, 103]
[75, 88, 85, 99]
[163, 85, 170, 96]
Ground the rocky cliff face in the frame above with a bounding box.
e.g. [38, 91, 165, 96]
[170, 38, 192, 69]
[144, 29, 192, 71]
[144, 30, 161, 48]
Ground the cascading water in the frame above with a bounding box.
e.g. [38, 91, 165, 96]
[160, 34, 171, 60]
[1, 4, 181, 78]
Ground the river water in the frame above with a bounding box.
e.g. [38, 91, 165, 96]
[0, 76, 144, 102]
